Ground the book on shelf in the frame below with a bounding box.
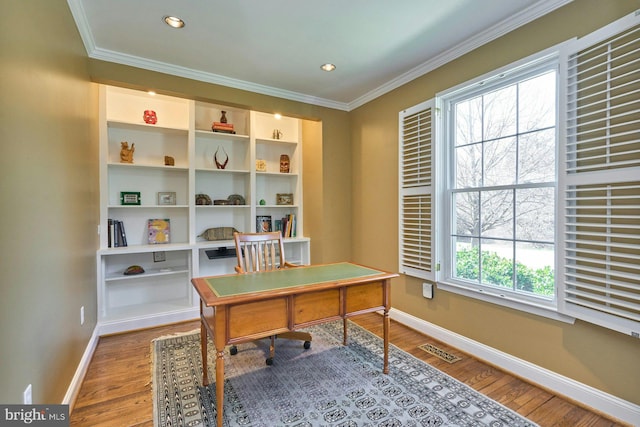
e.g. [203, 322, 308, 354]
[148, 218, 171, 244]
[119, 220, 128, 246]
[212, 122, 234, 129]
[279, 214, 296, 238]
[108, 219, 128, 247]
[292, 214, 297, 237]
[212, 122, 236, 134]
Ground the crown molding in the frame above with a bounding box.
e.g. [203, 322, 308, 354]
[88, 47, 350, 111]
[68, 0, 572, 112]
[348, 0, 573, 110]
[67, 0, 95, 54]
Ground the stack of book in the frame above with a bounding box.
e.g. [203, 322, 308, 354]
[108, 219, 128, 247]
[280, 214, 296, 238]
[211, 122, 236, 134]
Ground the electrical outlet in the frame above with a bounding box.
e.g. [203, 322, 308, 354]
[80, 306, 85, 325]
[153, 251, 166, 262]
[23, 384, 32, 404]
[422, 282, 433, 299]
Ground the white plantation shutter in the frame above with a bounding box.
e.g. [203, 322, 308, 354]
[560, 11, 640, 335]
[399, 100, 436, 280]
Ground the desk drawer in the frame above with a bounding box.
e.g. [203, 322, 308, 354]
[345, 281, 385, 314]
[228, 298, 288, 339]
[294, 289, 340, 325]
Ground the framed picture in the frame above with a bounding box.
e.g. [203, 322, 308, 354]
[276, 193, 293, 205]
[157, 192, 176, 205]
[148, 218, 171, 244]
[256, 215, 272, 233]
[120, 191, 141, 205]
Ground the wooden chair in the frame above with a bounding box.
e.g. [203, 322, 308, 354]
[231, 231, 312, 365]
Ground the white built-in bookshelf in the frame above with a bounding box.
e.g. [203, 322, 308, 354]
[97, 85, 309, 334]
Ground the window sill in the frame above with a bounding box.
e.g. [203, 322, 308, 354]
[437, 280, 575, 324]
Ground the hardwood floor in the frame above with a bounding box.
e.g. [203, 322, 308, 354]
[70, 313, 627, 427]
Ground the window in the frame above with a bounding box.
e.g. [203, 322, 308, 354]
[439, 54, 559, 309]
[399, 10, 640, 334]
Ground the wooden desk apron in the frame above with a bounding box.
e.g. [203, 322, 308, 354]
[192, 262, 397, 345]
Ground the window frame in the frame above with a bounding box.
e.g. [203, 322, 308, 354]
[435, 45, 575, 322]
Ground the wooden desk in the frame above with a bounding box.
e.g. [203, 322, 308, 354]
[191, 262, 398, 427]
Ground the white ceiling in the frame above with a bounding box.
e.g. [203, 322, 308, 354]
[67, 0, 571, 111]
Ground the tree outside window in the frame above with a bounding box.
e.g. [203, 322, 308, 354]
[449, 70, 557, 298]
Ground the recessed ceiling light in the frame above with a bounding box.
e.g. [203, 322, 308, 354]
[320, 63, 336, 72]
[274, 113, 282, 120]
[163, 16, 185, 28]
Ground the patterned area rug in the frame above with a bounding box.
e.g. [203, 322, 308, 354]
[152, 320, 537, 427]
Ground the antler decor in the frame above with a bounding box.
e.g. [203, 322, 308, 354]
[214, 146, 229, 169]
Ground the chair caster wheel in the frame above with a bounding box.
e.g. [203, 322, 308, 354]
[230, 345, 238, 355]
[266, 357, 274, 366]
[303, 341, 311, 349]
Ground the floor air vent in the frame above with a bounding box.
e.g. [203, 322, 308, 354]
[418, 343, 461, 363]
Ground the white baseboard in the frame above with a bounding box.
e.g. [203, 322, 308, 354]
[389, 308, 640, 426]
[64, 308, 199, 411]
[96, 308, 199, 336]
[63, 326, 99, 410]
[64, 308, 639, 424]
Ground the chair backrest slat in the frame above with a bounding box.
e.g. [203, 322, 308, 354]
[234, 232, 287, 273]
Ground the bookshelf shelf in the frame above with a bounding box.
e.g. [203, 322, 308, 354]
[104, 267, 190, 282]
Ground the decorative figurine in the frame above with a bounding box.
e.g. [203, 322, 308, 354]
[214, 146, 229, 169]
[124, 265, 145, 275]
[280, 154, 290, 173]
[273, 129, 283, 139]
[120, 141, 135, 163]
[199, 227, 239, 241]
[227, 194, 246, 205]
[195, 194, 212, 205]
[164, 156, 175, 166]
[211, 111, 235, 133]
[143, 110, 157, 124]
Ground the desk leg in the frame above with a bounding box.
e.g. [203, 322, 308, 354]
[342, 318, 348, 345]
[201, 321, 209, 386]
[215, 347, 225, 427]
[383, 309, 389, 374]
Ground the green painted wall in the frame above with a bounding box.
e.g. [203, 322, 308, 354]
[0, 0, 98, 404]
[2, 0, 638, 415]
[349, 0, 640, 405]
